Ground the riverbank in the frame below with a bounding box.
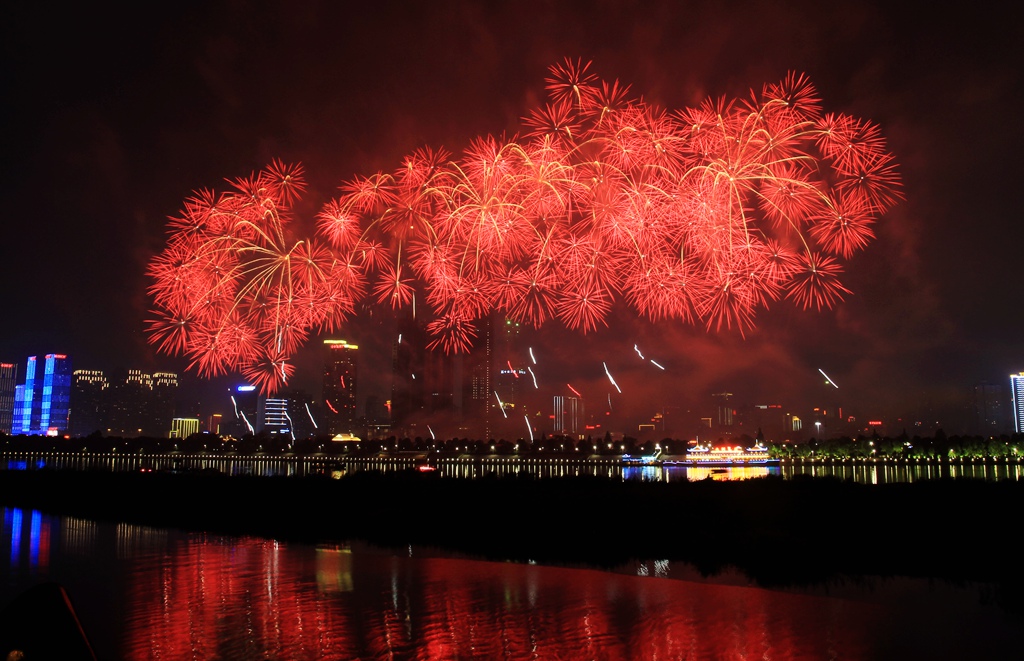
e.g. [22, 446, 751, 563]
[2, 468, 1022, 610]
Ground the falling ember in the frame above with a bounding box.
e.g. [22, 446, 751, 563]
[567, 384, 583, 398]
[147, 63, 902, 393]
[603, 362, 622, 394]
[494, 391, 509, 418]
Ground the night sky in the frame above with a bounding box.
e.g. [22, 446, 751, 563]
[2, 0, 1022, 433]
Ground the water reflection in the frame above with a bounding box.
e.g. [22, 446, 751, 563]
[122, 540, 889, 660]
[779, 459, 1024, 483]
[2, 507, 1020, 660]
[4, 451, 1024, 484]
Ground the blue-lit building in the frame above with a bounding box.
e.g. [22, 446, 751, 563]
[224, 384, 260, 438]
[12, 354, 72, 436]
[1011, 373, 1024, 434]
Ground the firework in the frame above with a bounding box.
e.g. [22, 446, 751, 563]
[148, 61, 902, 393]
[319, 59, 901, 347]
[146, 161, 355, 393]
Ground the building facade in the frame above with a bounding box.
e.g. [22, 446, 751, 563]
[323, 339, 358, 436]
[12, 354, 72, 436]
[1011, 373, 1024, 434]
[553, 395, 583, 437]
[70, 369, 108, 437]
[103, 369, 179, 438]
[0, 362, 16, 434]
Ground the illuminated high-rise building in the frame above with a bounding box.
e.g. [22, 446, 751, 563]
[102, 369, 178, 437]
[491, 317, 526, 435]
[1010, 373, 1024, 434]
[169, 417, 200, 439]
[151, 372, 179, 437]
[70, 369, 108, 437]
[107, 369, 151, 437]
[224, 384, 259, 437]
[12, 354, 72, 436]
[0, 362, 16, 434]
[324, 339, 358, 435]
[712, 392, 734, 428]
[554, 395, 582, 437]
[467, 325, 493, 438]
[207, 413, 223, 435]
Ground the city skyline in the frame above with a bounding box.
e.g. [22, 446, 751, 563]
[0, 342, 1017, 440]
[2, 1, 1022, 433]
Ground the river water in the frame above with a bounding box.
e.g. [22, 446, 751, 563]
[1, 506, 1020, 660]
[5, 451, 1023, 483]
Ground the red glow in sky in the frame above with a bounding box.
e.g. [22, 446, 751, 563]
[147, 62, 899, 394]
[2, 0, 1021, 430]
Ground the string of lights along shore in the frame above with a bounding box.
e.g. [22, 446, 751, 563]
[145, 60, 905, 396]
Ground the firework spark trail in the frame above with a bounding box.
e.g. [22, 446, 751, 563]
[634, 344, 644, 360]
[494, 391, 508, 418]
[147, 62, 902, 393]
[283, 410, 296, 442]
[528, 366, 539, 389]
[240, 412, 254, 435]
[603, 361, 622, 393]
[651, 360, 665, 370]
[529, 347, 537, 364]
[524, 415, 533, 441]
[567, 384, 582, 398]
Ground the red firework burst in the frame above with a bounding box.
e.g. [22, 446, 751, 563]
[147, 162, 357, 393]
[149, 62, 903, 391]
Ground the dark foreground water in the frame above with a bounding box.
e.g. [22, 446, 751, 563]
[1, 506, 1021, 660]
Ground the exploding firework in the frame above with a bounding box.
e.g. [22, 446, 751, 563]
[148, 61, 902, 392]
[146, 161, 363, 393]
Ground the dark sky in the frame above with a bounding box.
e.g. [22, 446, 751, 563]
[2, 0, 1022, 433]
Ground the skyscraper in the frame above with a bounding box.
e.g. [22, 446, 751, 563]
[70, 369, 108, 437]
[0, 362, 16, 434]
[102, 369, 179, 437]
[225, 384, 259, 437]
[12, 354, 72, 436]
[151, 372, 179, 437]
[323, 339, 358, 436]
[554, 395, 583, 437]
[1010, 373, 1024, 434]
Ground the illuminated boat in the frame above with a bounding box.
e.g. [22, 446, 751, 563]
[621, 448, 662, 466]
[666, 441, 779, 466]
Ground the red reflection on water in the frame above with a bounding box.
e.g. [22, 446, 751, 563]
[121, 538, 884, 660]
